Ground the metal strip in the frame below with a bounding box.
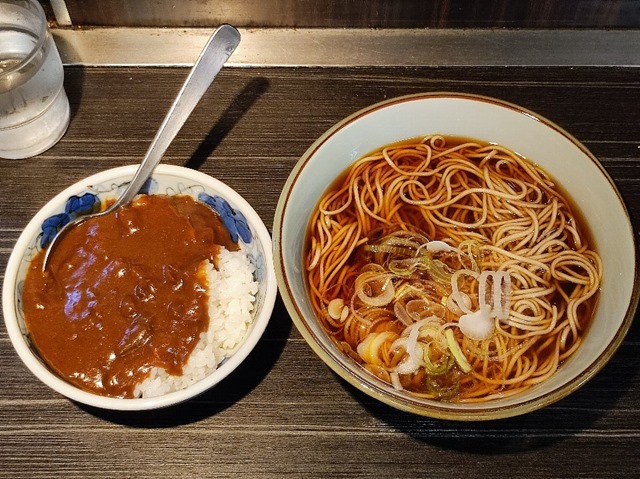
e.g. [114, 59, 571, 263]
[52, 28, 640, 67]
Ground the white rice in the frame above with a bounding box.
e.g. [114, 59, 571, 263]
[133, 247, 258, 398]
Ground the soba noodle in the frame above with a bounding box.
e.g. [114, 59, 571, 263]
[306, 135, 602, 402]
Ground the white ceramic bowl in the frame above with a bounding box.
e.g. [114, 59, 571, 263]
[274, 92, 639, 420]
[3, 164, 277, 410]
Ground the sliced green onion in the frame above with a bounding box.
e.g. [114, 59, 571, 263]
[429, 259, 455, 285]
[420, 342, 454, 376]
[444, 329, 472, 373]
[415, 255, 433, 271]
[364, 244, 415, 256]
[388, 258, 418, 276]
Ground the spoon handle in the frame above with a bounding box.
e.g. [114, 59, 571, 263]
[113, 24, 241, 208]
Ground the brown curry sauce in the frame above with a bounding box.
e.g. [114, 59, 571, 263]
[22, 194, 238, 398]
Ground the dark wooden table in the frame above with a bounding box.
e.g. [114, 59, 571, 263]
[1, 66, 639, 478]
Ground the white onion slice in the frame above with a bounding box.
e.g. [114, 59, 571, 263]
[450, 270, 477, 314]
[357, 331, 395, 365]
[425, 240, 453, 253]
[458, 304, 494, 340]
[476, 270, 511, 322]
[327, 298, 347, 320]
[355, 272, 395, 307]
[390, 371, 403, 390]
[394, 302, 414, 326]
[393, 318, 433, 375]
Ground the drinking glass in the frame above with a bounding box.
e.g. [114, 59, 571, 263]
[0, 0, 70, 159]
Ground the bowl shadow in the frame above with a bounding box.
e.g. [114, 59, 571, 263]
[340, 335, 639, 453]
[76, 294, 292, 427]
[308, 235, 639, 454]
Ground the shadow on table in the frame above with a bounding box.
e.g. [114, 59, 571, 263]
[56, 33, 84, 124]
[348, 336, 639, 453]
[64, 68, 84, 126]
[184, 77, 270, 171]
[77, 293, 291, 427]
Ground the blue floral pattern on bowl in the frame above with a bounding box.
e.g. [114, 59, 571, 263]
[37, 178, 159, 250]
[40, 193, 100, 248]
[36, 177, 255, 253]
[198, 192, 252, 244]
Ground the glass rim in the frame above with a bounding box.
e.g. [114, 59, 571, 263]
[0, 0, 49, 80]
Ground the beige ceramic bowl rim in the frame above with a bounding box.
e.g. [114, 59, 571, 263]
[273, 91, 640, 421]
[3, 164, 277, 411]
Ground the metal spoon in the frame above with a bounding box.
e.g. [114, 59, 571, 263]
[42, 24, 241, 271]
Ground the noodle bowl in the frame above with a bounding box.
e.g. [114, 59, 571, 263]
[305, 135, 602, 402]
[275, 93, 638, 419]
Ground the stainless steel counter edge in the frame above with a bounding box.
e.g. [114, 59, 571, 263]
[53, 27, 640, 67]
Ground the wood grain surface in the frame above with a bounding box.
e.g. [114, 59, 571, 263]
[1, 66, 639, 478]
